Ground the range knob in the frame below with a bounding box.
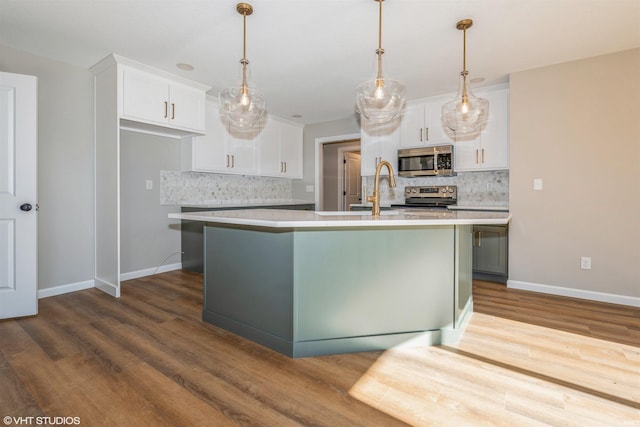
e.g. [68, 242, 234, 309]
[412, 188, 418, 193]
[449, 188, 455, 193]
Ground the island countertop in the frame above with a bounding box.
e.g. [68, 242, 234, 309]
[169, 208, 511, 228]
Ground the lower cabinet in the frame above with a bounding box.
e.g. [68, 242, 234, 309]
[472, 225, 508, 283]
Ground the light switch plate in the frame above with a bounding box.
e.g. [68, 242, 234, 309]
[533, 178, 543, 191]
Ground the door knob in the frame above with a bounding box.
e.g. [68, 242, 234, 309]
[20, 203, 32, 212]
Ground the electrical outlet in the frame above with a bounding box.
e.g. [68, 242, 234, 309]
[533, 178, 543, 191]
[146, 180, 153, 190]
[580, 257, 592, 270]
[306, 185, 314, 193]
[486, 183, 494, 191]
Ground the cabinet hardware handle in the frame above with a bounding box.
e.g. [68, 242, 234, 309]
[476, 149, 479, 164]
[164, 101, 168, 118]
[231, 155, 235, 168]
[171, 103, 175, 120]
[284, 162, 287, 173]
[280, 162, 283, 173]
[481, 148, 485, 164]
[420, 128, 423, 141]
[425, 127, 429, 141]
[226, 155, 230, 168]
[478, 231, 482, 247]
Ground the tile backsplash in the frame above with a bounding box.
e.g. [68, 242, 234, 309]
[162, 169, 508, 208]
[161, 171, 292, 205]
[363, 170, 509, 207]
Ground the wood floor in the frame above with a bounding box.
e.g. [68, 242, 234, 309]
[1, 271, 638, 426]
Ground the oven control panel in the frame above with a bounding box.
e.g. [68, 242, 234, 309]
[405, 185, 457, 199]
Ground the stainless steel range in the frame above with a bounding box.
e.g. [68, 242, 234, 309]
[395, 185, 457, 208]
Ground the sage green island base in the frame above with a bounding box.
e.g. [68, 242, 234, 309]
[203, 224, 473, 358]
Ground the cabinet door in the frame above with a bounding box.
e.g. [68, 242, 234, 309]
[191, 103, 229, 172]
[227, 125, 259, 175]
[454, 133, 481, 171]
[399, 103, 425, 148]
[169, 83, 206, 132]
[423, 97, 451, 145]
[454, 87, 509, 172]
[121, 67, 169, 125]
[257, 118, 282, 177]
[473, 225, 508, 274]
[361, 117, 400, 175]
[477, 88, 509, 170]
[280, 124, 303, 179]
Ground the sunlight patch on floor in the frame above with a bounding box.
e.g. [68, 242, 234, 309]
[348, 313, 640, 426]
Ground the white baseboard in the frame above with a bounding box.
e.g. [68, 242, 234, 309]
[120, 262, 182, 282]
[507, 280, 640, 308]
[38, 279, 95, 299]
[36, 263, 183, 299]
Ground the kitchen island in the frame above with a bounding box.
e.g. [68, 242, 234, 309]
[169, 209, 511, 357]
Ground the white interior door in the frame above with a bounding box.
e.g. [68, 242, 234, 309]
[342, 152, 362, 210]
[0, 71, 37, 319]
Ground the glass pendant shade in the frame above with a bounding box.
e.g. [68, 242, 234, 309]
[355, 0, 406, 123]
[355, 60, 406, 123]
[219, 3, 266, 129]
[442, 19, 488, 135]
[219, 61, 266, 128]
[442, 73, 489, 134]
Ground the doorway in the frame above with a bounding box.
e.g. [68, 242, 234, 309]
[320, 139, 361, 211]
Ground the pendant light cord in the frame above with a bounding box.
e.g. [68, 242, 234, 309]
[375, 0, 384, 83]
[240, 8, 248, 94]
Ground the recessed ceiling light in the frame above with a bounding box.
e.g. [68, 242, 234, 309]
[470, 77, 485, 84]
[176, 63, 194, 71]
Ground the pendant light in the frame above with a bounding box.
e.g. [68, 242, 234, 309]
[219, 2, 266, 129]
[355, 0, 406, 123]
[442, 19, 489, 135]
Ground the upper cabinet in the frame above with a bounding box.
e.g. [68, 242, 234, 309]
[91, 54, 209, 138]
[182, 99, 304, 179]
[399, 95, 452, 148]
[258, 117, 304, 179]
[453, 86, 509, 172]
[360, 84, 509, 175]
[182, 99, 258, 175]
[360, 116, 401, 176]
[121, 66, 206, 134]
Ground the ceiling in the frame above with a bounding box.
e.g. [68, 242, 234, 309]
[1, 0, 638, 125]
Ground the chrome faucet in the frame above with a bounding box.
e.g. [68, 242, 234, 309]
[367, 160, 397, 217]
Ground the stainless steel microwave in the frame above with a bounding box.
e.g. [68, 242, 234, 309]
[397, 145, 454, 177]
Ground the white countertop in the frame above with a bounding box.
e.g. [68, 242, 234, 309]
[179, 199, 314, 209]
[169, 208, 511, 228]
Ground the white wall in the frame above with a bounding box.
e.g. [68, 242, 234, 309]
[120, 131, 182, 275]
[0, 43, 94, 291]
[509, 48, 640, 304]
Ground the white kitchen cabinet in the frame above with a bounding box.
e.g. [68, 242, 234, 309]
[121, 66, 206, 133]
[399, 95, 452, 148]
[183, 99, 258, 175]
[90, 54, 211, 298]
[454, 86, 509, 171]
[360, 116, 400, 175]
[258, 118, 303, 179]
